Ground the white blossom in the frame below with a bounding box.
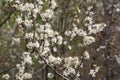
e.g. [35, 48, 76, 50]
[16, 17, 23, 24]
[83, 51, 90, 59]
[23, 52, 33, 65]
[23, 73, 32, 79]
[114, 55, 120, 64]
[89, 65, 100, 77]
[68, 45, 72, 50]
[89, 69, 96, 77]
[12, 37, 20, 44]
[27, 41, 39, 49]
[88, 23, 106, 34]
[2, 74, 10, 80]
[57, 36, 63, 45]
[53, 47, 57, 52]
[25, 33, 33, 39]
[24, 19, 33, 27]
[47, 73, 54, 79]
[50, 0, 57, 9]
[83, 36, 95, 46]
[48, 55, 62, 65]
[63, 67, 75, 76]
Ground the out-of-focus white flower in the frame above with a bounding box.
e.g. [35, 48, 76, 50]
[65, 31, 72, 36]
[64, 57, 73, 67]
[16, 64, 21, 69]
[45, 23, 51, 28]
[83, 36, 95, 46]
[95, 66, 100, 72]
[25, 33, 33, 39]
[89, 69, 96, 77]
[9, 0, 13, 2]
[16, 17, 23, 24]
[53, 47, 57, 52]
[114, 55, 120, 64]
[44, 40, 50, 47]
[70, 31, 76, 40]
[12, 37, 20, 44]
[27, 42, 34, 49]
[64, 57, 79, 68]
[77, 7, 81, 13]
[50, 0, 57, 9]
[99, 46, 106, 49]
[41, 47, 50, 55]
[23, 52, 33, 65]
[23, 73, 32, 79]
[16, 3, 34, 12]
[88, 23, 106, 34]
[96, 45, 106, 51]
[48, 55, 62, 65]
[84, 16, 93, 25]
[46, 9, 54, 19]
[16, 63, 25, 80]
[68, 45, 72, 50]
[52, 37, 57, 43]
[33, 8, 39, 18]
[63, 67, 75, 76]
[72, 57, 80, 68]
[87, 6, 93, 11]
[83, 51, 90, 59]
[116, 8, 120, 12]
[34, 41, 40, 48]
[89, 65, 100, 77]
[36, 0, 44, 5]
[27, 41, 39, 49]
[78, 29, 87, 37]
[41, 9, 54, 19]
[47, 73, 54, 79]
[2, 74, 10, 80]
[57, 36, 63, 45]
[33, 9, 39, 14]
[45, 29, 55, 37]
[55, 57, 62, 64]
[24, 19, 33, 27]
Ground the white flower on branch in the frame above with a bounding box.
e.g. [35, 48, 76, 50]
[114, 55, 120, 64]
[63, 67, 75, 76]
[57, 36, 63, 45]
[12, 37, 20, 44]
[16, 17, 23, 24]
[25, 33, 33, 39]
[16, 63, 25, 80]
[89, 65, 100, 77]
[83, 36, 95, 46]
[23, 52, 33, 65]
[48, 55, 62, 65]
[50, 0, 57, 9]
[83, 51, 90, 59]
[64, 57, 79, 69]
[53, 47, 57, 52]
[23, 73, 32, 79]
[47, 73, 54, 79]
[27, 41, 39, 49]
[24, 19, 33, 27]
[88, 23, 106, 34]
[41, 9, 54, 20]
[2, 74, 10, 80]
[68, 45, 72, 50]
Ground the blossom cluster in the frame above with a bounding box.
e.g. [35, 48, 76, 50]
[4, 0, 107, 80]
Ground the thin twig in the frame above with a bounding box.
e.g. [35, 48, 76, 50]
[0, 65, 16, 74]
[0, 11, 13, 27]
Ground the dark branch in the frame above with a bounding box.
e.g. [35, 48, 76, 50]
[0, 11, 13, 28]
